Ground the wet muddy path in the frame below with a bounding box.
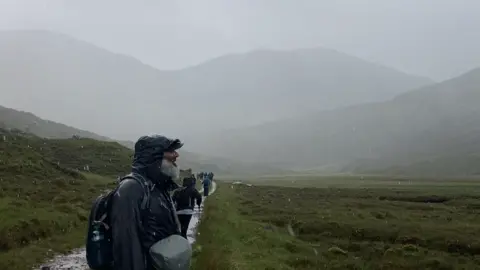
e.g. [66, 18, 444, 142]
[37, 182, 217, 270]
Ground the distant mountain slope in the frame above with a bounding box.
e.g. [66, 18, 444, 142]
[197, 68, 480, 176]
[0, 104, 286, 176]
[344, 68, 480, 175]
[171, 48, 432, 130]
[0, 104, 109, 140]
[0, 30, 432, 142]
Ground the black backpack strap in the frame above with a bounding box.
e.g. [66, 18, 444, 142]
[119, 173, 151, 210]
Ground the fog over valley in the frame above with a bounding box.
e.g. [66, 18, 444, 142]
[1, 0, 480, 176]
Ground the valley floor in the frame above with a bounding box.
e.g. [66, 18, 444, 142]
[193, 178, 480, 270]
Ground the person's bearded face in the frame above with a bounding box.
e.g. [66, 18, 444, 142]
[160, 150, 180, 180]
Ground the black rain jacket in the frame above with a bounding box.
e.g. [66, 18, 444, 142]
[172, 178, 202, 211]
[110, 135, 183, 270]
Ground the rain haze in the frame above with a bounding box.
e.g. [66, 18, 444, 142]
[3, 2, 480, 269]
[0, 0, 479, 162]
[1, 0, 479, 79]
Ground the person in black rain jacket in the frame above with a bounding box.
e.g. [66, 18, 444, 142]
[172, 175, 202, 238]
[110, 135, 183, 270]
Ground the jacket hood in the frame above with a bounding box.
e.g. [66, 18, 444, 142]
[131, 135, 183, 186]
[182, 176, 196, 187]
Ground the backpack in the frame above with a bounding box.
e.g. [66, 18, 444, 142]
[173, 186, 193, 210]
[182, 176, 195, 187]
[86, 173, 151, 270]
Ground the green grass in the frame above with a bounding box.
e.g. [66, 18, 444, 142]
[193, 179, 480, 269]
[232, 174, 480, 189]
[5, 132, 134, 177]
[0, 129, 126, 269]
[0, 225, 88, 269]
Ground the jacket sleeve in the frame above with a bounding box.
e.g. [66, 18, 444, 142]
[110, 180, 147, 270]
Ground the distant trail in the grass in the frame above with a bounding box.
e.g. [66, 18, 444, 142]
[187, 181, 217, 244]
[37, 181, 217, 270]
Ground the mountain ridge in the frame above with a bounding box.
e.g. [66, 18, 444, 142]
[186, 46, 432, 82]
[1, 30, 432, 142]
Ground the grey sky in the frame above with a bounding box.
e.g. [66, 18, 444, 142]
[1, 0, 479, 80]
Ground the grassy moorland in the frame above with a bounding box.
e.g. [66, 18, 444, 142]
[193, 177, 480, 270]
[0, 129, 133, 270]
[226, 174, 480, 189]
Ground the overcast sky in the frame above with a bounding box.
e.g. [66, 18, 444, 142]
[0, 0, 479, 80]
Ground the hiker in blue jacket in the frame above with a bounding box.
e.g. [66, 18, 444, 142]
[202, 174, 211, 197]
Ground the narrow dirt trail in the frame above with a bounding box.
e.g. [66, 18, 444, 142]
[187, 181, 217, 244]
[37, 181, 217, 270]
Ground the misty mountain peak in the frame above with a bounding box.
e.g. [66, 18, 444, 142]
[1, 30, 432, 141]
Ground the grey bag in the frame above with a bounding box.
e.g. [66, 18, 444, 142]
[149, 234, 192, 270]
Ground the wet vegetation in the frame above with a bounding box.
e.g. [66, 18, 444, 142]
[0, 129, 129, 269]
[194, 179, 480, 269]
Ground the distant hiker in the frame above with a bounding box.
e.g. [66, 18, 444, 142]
[172, 175, 202, 239]
[202, 174, 211, 197]
[208, 171, 214, 180]
[86, 135, 192, 270]
[191, 174, 197, 185]
[198, 171, 204, 180]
